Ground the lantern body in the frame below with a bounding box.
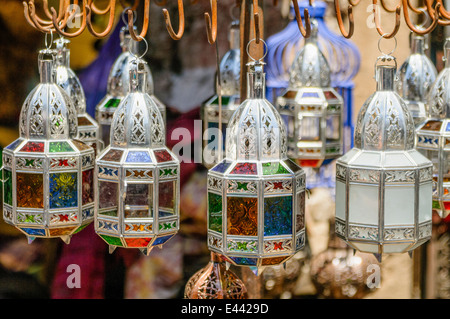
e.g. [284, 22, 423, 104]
[95, 60, 179, 254]
[95, 28, 165, 147]
[395, 34, 437, 127]
[335, 64, 433, 255]
[207, 62, 306, 272]
[3, 52, 95, 243]
[276, 21, 344, 168]
[202, 21, 241, 168]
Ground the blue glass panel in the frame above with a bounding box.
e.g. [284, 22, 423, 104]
[211, 160, 232, 173]
[126, 151, 152, 163]
[206, 122, 226, 151]
[446, 122, 450, 132]
[230, 257, 257, 266]
[264, 196, 292, 236]
[6, 138, 24, 151]
[21, 228, 45, 236]
[152, 234, 174, 246]
[302, 92, 320, 98]
[49, 172, 78, 208]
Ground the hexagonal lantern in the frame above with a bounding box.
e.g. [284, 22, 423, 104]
[95, 27, 165, 147]
[416, 38, 450, 218]
[207, 60, 306, 275]
[202, 20, 241, 168]
[335, 57, 433, 260]
[2, 50, 95, 244]
[54, 37, 103, 154]
[395, 33, 437, 127]
[95, 58, 180, 255]
[276, 21, 344, 168]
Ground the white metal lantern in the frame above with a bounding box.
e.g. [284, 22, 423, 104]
[207, 57, 306, 275]
[54, 37, 103, 154]
[276, 21, 344, 168]
[395, 33, 437, 127]
[202, 20, 241, 168]
[95, 27, 166, 147]
[335, 55, 433, 260]
[416, 38, 450, 218]
[95, 58, 179, 255]
[2, 49, 96, 244]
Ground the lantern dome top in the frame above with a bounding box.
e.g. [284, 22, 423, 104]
[19, 50, 78, 141]
[428, 38, 450, 118]
[225, 61, 287, 161]
[109, 59, 165, 149]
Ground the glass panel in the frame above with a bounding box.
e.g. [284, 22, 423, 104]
[126, 151, 152, 163]
[227, 196, 258, 236]
[101, 149, 123, 162]
[158, 181, 175, 217]
[77, 116, 93, 126]
[302, 92, 320, 98]
[124, 183, 153, 218]
[99, 181, 118, 216]
[324, 90, 337, 100]
[82, 169, 94, 205]
[104, 98, 121, 109]
[20, 142, 44, 152]
[296, 192, 305, 232]
[152, 234, 174, 246]
[154, 150, 173, 163]
[348, 184, 379, 226]
[211, 160, 231, 173]
[264, 196, 293, 236]
[49, 172, 78, 208]
[16, 173, 44, 208]
[281, 114, 295, 140]
[71, 140, 91, 151]
[3, 169, 12, 205]
[230, 162, 257, 175]
[422, 120, 443, 131]
[6, 138, 23, 151]
[262, 162, 290, 175]
[325, 114, 341, 142]
[208, 192, 222, 233]
[49, 141, 75, 153]
[384, 186, 415, 225]
[299, 116, 320, 141]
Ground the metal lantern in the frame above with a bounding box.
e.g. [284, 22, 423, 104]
[202, 20, 241, 168]
[95, 27, 166, 147]
[207, 57, 306, 275]
[95, 58, 179, 255]
[416, 38, 450, 218]
[276, 20, 344, 168]
[335, 55, 433, 259]
[184, 252, 248, 299]
[54, 37, 103, 154]
[2, 49, 95, 244]
[395, 33, 437, 127]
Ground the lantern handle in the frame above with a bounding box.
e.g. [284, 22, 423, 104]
[86, 0, 116, 38]
[374, 34, 398, 79]
[204, 0, 217, 44]
[292, 0, 312, 38]
[333, 0, 354, 39]
[128, 35, 149, 60]
[162, 0, 185, 40]
[246, 38, 268, 63]
[126, 0, 150, 41]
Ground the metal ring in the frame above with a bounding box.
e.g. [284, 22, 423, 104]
[416, 7, 430, 30]
[44, 29, 53, 50]
[377, 33, 397, 56]
[246, 38, 268, 62]
[122, 7, 137, 26]
[128, 35, 148, 60]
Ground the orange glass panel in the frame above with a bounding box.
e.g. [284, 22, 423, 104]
[227, 197, 258, 236]
[17, 173, 44, 208]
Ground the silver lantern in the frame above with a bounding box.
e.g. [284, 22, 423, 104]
[276, 20, 344, 169]
[95, 58, 180, 256]
[416, 38, 450, 218]
[202, 20, 241, 168]
[95, 27, 166, 147]
[54, 37, 103, 154]
[395, 33, 437, 127]
[207, 56, 306, 275]
[2, 49, 96, 244]
[335, 54, 433, 260]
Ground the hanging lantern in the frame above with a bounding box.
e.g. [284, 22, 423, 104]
[335, 53, 433, 260]
[2, 49, 95, 244]
[184, 252, 248, 299]
[202, 20, 241, 168]
[416, 38, 450, 218]
[207, 53, 306, 275]
[95, 57, 179, 255]
[276, 20, 344, 169]
[95, 27, 166, 147]
[395, 33, 437, 127]
[54, 37, 103, 154]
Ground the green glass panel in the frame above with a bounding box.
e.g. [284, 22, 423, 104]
[49, 141, 74, 153]
[211, 96, 230, 105]
[104, 98, 121, 109]
[3, 169, 12, 205]
[208, 192, 222, 233]
[100, 234, 123, 246]
[262, 162, 290, 175]
[433, 200, 441, 209]
[99, 210, 118, 217]
[73, 223, 89, 235]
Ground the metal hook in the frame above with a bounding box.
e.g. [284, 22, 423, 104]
[204, 0, 217, 44]
[90, 0, 113, 15]
[402, 0, 440, 34]
[372, 0, 401, 39]
[292, 0, 312, 38]
[163, 0, 185, 40]
[153, 0, 168, 5]
[51, 0, 87, 38]
[334, 0, 354, 39]
[379, 0, 400, 12]
[118, 0, 141, 10]
[25, 0, 76, 33]
[86, 0, 116, 38]
[127, 0, 150, 42]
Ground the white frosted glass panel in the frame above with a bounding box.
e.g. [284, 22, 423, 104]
[349, 184, 378, 225]
[384, 153, 414, 167]
[336, 181, 346, 220]
[384, 186, 414, 225]
[338, 148, 360, 164]
[351, 151, 381, 167]
[419, 182, 432, 223]
[383, 243, 412, 254]
[407, 149, 433, 166]
[352, 242, 378, 253]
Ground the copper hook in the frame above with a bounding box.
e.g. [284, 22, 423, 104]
[89, 0, 112, 15]
[423, 0, 450, 25]
[204, 0, 217, 44]
[372, 0, 401, 39]
[127, 0, 150, 41]
[24, 0, 67, 30]
[51, 0, 87, 38]
[25, 0, 76, 33]
[334, 0, 354, 38]
[119, 0, 141, 10]
[252, 0, 261, 44]
[86, 0, 116, 38]
[292, 0, 312, 38]
[436, 0, 450, 20]
[39, 0, 66, 24]
[379, 0, 400, 12]
[162, 0, 185, 40]
[348, 0, 360, 5]
[153, 0, 168, 6]
[402, 0, 440, 34]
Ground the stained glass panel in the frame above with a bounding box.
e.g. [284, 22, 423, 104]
[20, 142, 44, 152]
[296, 192, 305, 233]
[211, 160, 232, 173]
[159, 181, 175, 217]
[104, 98, 121, 109]
[208, 192, 222, 233]
[99, 181, 118, 210]
[264, 196, 292, 236]
[3, 169, 12, 205]
[17, 173, 44, 208]
[101, 149, 123, 162]
[154, 150, 173, 163]
[49, 141, 75, 153]
[262, 162, 290, 175]
[227, 197, 258, 236]
[230, 163, 257, 175]
[126, 151, 152, 163]
[82, 169, 94, 205]
[153, 234, 174, 246]
[49, 172, 78, 208]
[6, 138, 23, 151]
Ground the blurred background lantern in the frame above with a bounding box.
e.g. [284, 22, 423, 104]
[54, 37, 103, 154]
[395, 33, 437, 127]
[201, 20, 241, 169]
[95, 26, 165, 147]
[417, 38, 450, 218]
[335, 52, 433, 260]
[207, 56, 306, 275]
[3, 49, 95, 244]
[95, 57, 179, 255]
[184, 252, 248, 299]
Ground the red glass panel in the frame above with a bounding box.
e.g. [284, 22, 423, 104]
[230, 163, 257, 175]
[125, 237, 151, 248]
[154, 150, 173, 163]
[20, 142, 44, 152]
[298, 159, 320, 167]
